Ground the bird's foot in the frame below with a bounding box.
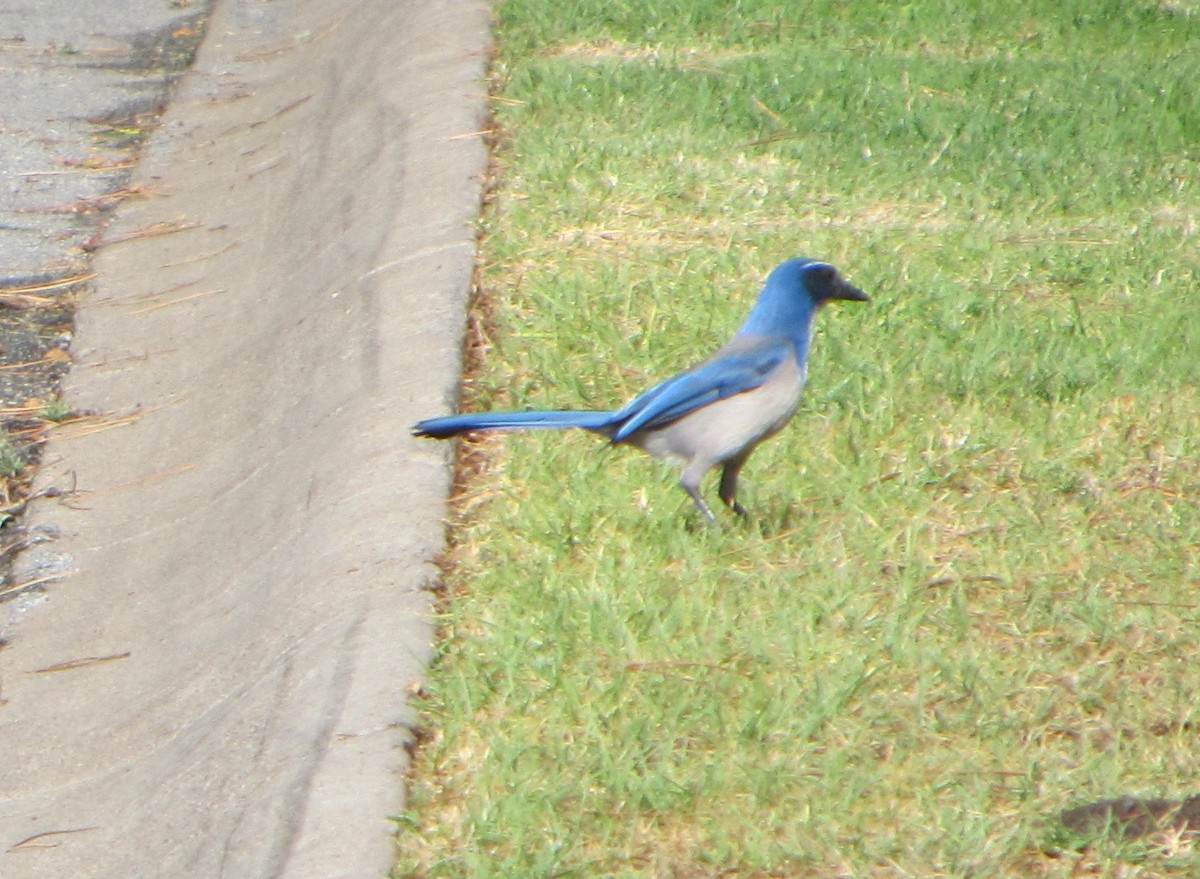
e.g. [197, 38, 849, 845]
[683, 484, 718, 524]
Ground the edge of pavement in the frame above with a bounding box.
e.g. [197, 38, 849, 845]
[0, 1, 489, 876]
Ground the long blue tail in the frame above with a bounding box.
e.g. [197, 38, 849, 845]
[412, 410, 615, 439]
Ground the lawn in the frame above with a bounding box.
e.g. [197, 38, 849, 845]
[396, 2, 1200, 876]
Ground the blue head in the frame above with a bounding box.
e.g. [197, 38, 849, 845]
[737, 258, 869, 344]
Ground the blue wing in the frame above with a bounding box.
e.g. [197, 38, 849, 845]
[610, 340, 792, 443]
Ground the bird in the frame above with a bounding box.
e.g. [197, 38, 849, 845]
[413, 258, 869, 521]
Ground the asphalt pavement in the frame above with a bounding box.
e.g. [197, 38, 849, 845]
[0, 2, 206, 465]
[0, 1, 203, 276]
[0, 1, 489, 876]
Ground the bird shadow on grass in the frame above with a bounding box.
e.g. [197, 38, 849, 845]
[1046, 795, 1200, 865]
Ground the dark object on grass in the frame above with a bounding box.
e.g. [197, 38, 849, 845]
[1060, 795, 1200, 841]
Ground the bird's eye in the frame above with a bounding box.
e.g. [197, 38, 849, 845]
[805, 264, 837, 292]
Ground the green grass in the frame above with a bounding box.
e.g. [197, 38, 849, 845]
[0, 431, 24, 479]
[397, 1, 1200, 876]
[38, 396, 74, 423]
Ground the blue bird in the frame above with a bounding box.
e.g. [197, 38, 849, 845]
[413, 258, 869, 521]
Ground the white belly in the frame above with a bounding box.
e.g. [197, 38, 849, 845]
[634, 358, 805, 468]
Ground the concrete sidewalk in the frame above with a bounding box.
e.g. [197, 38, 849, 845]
[0, 1, 488, 876]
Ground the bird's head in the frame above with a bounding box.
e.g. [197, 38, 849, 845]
[771, 258, 869, 305]
[738, 258, 869, 338]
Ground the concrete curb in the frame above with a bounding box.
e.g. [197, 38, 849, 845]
[0, 1, 488, 876]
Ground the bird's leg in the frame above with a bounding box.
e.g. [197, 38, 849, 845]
[718, 454, 750, 517]
[679, 471, 716, 523]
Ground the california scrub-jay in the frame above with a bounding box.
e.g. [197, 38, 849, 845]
[413, 258, 869, 520]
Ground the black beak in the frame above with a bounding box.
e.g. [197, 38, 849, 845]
[834, 280, 870, 302]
